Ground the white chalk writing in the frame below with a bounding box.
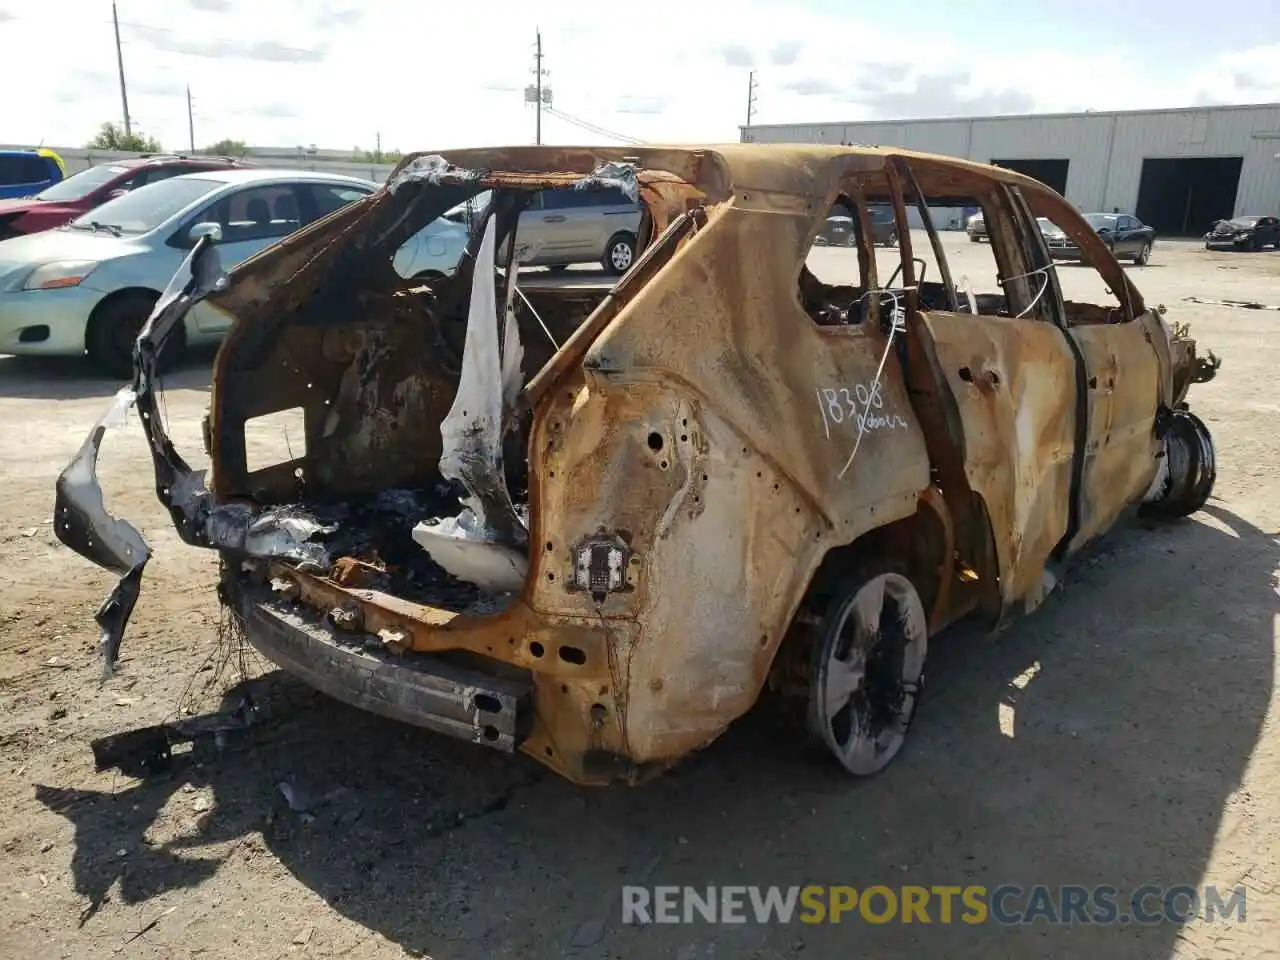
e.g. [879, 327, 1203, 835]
[816, 381, 909, 439]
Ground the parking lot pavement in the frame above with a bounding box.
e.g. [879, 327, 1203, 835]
[1, 237, 1278, 959]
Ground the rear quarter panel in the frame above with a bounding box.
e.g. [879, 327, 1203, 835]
[523, 197, 931, 763]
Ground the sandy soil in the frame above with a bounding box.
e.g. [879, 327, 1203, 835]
[0, 237, 1277, 959]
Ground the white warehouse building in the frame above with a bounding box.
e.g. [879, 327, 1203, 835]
[741, 103, 1280, 235]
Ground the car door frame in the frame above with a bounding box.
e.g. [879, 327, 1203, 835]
[554, 187, 616, 263]
[1111, 214, 1134, 256]
[884, 155, 1088, 615]
[1012, 191, 1167, 554]
[593, 186, 643, 259]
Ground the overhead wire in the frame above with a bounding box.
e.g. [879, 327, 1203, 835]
[543, 106, 645, 144]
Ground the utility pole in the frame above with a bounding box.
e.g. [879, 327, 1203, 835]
[745, 70, 759, 132]
[112, 0, 132, 137]
[376, 131, 382, 163]
[186, 85, 195, 152]
[534, 30, 543, 145]
[523, 29, 552, 144]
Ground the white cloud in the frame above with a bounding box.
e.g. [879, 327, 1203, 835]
[3, 0, 1279, 154]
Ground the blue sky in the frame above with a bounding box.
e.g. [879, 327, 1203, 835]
[2, 0, 1279, 152]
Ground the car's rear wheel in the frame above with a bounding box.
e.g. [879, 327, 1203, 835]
[602, 233, 636, 275]
[808, 562, 928, 776]
[85, 291, 181, 381]
[1134, 242, 1152, 265]
[886, 230, 898, 247]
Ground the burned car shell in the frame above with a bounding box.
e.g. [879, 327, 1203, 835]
[56, 144, 1218, 786]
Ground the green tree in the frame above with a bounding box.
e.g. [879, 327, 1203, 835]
[86, 122, 162, 152]
[353, 145, 404, 164]
[201, 138, 249, 158]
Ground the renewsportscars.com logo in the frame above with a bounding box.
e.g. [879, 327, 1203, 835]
[621, 884, 1247, 926]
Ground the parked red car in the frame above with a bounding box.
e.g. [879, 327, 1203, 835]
[0, 154, 250, 241]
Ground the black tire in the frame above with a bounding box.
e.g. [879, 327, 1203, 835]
[969, 234, 980, 243]
[602, 232, 636, 275]
[887, 230, 898, 248]
[1139, 408, 1216, 520]
[1133, 242, 1151, 266]
[807, 561, 928, 776]
[85, 291, 180, 381]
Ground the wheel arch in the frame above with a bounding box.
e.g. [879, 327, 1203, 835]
[765, 486, 1005, 702]
[605, 228, 637, 252]
[766, 493, 955, 698]
[84, 285, 164, 348]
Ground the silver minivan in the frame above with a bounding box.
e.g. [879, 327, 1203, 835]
[511, 186, 642, 274]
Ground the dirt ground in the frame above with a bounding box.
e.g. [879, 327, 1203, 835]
[1, 236, 1277, 960]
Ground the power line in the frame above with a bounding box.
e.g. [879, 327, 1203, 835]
[545, 107, 644, 144]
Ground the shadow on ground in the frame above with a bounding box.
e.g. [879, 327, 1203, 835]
[0, 350, 215, 401]
[37, 504, 1277, 959]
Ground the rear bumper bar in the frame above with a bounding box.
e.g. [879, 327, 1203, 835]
[235, 583, 533, 752]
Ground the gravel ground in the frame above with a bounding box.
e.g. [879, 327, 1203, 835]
[0, 236, 1276, 960]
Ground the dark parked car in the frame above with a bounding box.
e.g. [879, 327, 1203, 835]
[867, 205, 898, 245]
[814, 205, 897, 247]
[1204, 215, 1280, 251]
[966, 210, 987, 241]
[0, 153, 250, 241]
[1088, 212, 1155, 264]
[1040, 212, 1154, 265]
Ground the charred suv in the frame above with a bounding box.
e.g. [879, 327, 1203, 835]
[56, 145, 1221, 785]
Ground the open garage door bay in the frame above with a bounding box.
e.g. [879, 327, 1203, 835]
[990, 158, 1070, 196]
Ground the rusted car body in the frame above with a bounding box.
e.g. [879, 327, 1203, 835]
[55, 144, 1219, 785]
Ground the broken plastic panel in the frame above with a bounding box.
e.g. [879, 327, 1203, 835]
[413, 213, 530, 593]
[53, 237, 338, 675]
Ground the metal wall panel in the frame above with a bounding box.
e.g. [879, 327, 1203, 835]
[744, 104, 1280, 218]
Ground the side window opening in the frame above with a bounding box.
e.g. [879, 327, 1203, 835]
[876, 159, 1065, 324]
[1024, 196, 1130, 325]
[800, 193, 874, 328]
[877, 192, 1014, 319]
[208, 184, 310, 244]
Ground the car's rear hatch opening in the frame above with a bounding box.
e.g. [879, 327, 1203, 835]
[52, 153, 713, 678]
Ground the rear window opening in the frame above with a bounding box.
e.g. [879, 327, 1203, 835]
[209, 171, 699, 614]
[244, 406, 306, 475]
